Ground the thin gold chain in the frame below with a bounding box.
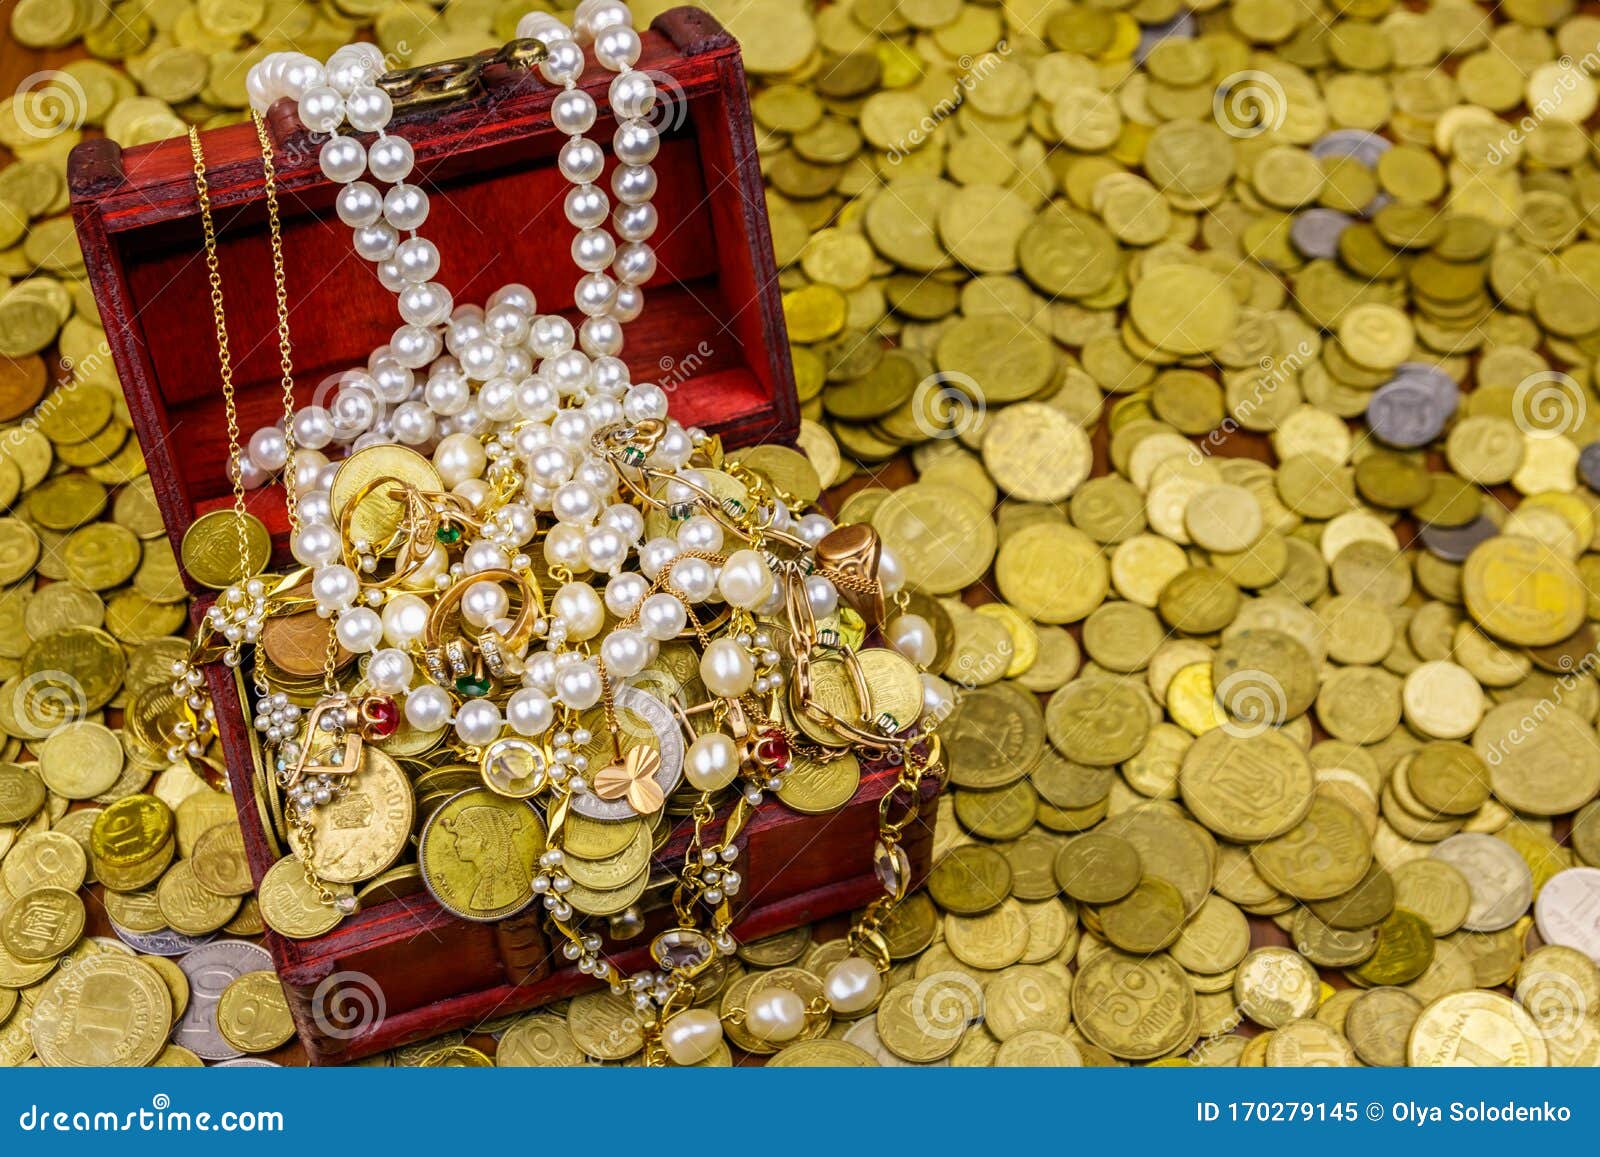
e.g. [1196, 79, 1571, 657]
[188, 125, 248, 561]
[252, 111, 300, 532]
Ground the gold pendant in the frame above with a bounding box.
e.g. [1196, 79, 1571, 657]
[592, 745, 666, 815]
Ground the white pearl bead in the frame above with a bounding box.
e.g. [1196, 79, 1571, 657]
[506, 688, 554, 737]
[552, 480, 601, 525]
[700, 638, 755, 698]
[661, 1008, 723, 1066]
[559, 138, 605, 184]
[319, 136, 367, 184]
[594, 26, 642, 70]
[462, 541, 509, 574]
[292, 522, 340, 567]
[669, 557, 717, 603]
[823, 957, 883, 1014]
[584, 525, 629, 572]
[609, 70, 655, 120]
[367, 136, 415, 183]
[638, 536, 678, 580]
[461, 580, 510, 628]
[392, 400, 436, 444]
[344, 85, 393, 132]
[888, 613, 937, 668]
[539, 39, 585, 85]
[717, 549, 773, 609]
[684, 732, 740, 791]
[291, 405, 335, 450]
[383, 183, 429, 231]
[353, 222, 399, 262]
[604, 572, 647, 617]
[676, 514, 723, 553]
[552, 88, 597, 134]
[614, 119, 659, 165]
[247, 426, 288, 471]
[405, 684, 451, 731]
[744, 985, 806, 1043]
[805, 574, 838, 618]
[598, 627, 649, 677]
[433, 432, 487, 487]
[640, 592, 687, 640]
[543, 523, 588, 569]
[921, 673, 955, 724]
[367, 648, 414, 693]
[565, 183, 608, 229]
[552, 581, 605, 640]
[395, 236, 440, 282]
[454, 698, 503, 746]
[312, 564, 359, 610]
[878, 547, 905, 594]
[332, 178, 382, 225]
[555, 659, 603, 709]
[297, 86, 344, 134]
[383, 593, 431, 645]
[335, 606, 384, 653]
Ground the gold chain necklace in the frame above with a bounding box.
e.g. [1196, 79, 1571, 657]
[186, 114, 300, 584]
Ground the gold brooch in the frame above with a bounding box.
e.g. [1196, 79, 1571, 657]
[592, 745, 665, 815]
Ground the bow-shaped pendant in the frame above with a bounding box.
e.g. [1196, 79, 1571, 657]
[592, 745, 666, 815]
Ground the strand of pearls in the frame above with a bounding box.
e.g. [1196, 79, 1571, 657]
[517, 2, 659, 364]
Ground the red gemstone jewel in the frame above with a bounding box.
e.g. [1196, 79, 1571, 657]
[362, 696, 400, 740]
[755, 728, 791, 770]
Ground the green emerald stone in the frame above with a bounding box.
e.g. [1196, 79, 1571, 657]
[455, 674, 491, 697]
[436, 524, 463, 544]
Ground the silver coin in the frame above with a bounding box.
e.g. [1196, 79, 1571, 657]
[1534, 867, 1600, 964]
[110, 920, 217, 957]
[1136, 12, 1196, 61]
[1577, 443, 1600, 491]
[1431, 834, 1534, 933]
[1290, 208, 1353, 259]
[1389, 362, 1460, 416]
[1418, 515, 1498, 563]
[212, 1058, 280, 1067]
[91, 935, 137, 955]
[175, 940, 274, 1061]
[1310, 129, 1391, 168]
[568, 683, 686, 821]
[1367, 380, 1447, 449]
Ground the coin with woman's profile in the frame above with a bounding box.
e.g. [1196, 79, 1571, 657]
[420, 788, 546, 922]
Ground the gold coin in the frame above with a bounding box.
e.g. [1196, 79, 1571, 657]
[216, 970, 296, 1055]
[37, 720, 123, 799]
[1251, 796, 1373, 901]
[1462, 535, 1586, 647]
[944, 898, 1030, 970]
[1072, 950, 1196, 1061]
[30, 953, 172, 1067]
[179, 509, 271, 590]
[1234, 947, 1321, 1029]
[1098, 876, 1186, 953]
[876, 975, 980, 1063]
[0, 761, 45, 823]
[0, 886, 85, 962]
[258, 856, 350, 940]
[419, 789, 545, 922]
[1179, 727, 1315, 842]
[928, 844, 1013, 915]
[498, 1012, 589, 1067]
[980, 402, 1092, 502]
[328, 444, 443, 549]
[1052, 832, 1140, 905]
[871, 482, 995, 595]
[155, 859, 241, 936]
[287, 747, 415, 885]
[1408, 990, 1549, 1066]
[995, 522, 1108, 624]
[190, 821, 254, 897]
[777, 749, 860, 814]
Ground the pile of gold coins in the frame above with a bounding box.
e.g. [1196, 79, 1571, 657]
[4, 0, 1600, 1068]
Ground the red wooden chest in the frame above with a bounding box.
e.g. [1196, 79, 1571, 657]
[67, 7, 936, 1065]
